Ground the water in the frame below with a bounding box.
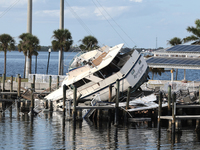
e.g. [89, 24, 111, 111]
[1, 51, 200, 81]
[1, 51, 200, 149]
[0, 51, 77, 77]
[1, 107, 200, 149]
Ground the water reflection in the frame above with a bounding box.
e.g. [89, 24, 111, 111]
[1, 109, 200, 149]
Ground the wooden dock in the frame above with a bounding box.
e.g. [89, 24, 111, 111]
[160, 115, 200, 120]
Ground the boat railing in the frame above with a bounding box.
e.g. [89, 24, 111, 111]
[67, 51, 85, 71]
[28, 74, 66, 84]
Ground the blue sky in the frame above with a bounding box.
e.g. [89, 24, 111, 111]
[0, 0, 200, 49]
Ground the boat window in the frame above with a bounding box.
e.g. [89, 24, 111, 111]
[139, 60, 141, 65]
[71, 78, 91, 89]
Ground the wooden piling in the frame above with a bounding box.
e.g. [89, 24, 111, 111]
[124, 86, 131, 123]
[157, 91, 162, 138]
[57, 76, 59, 89]
[126, 86, 131, 110]
[114, 79, 120, 126]
[168, 85, 171, 115]
[17, 76, 21, 98]
[199, 85, 200, 104]
[109, 85, 112, 102]
[33, 75, 35, 92]
[73, 85, 77, 120]
[49, 76, 52, 92]
[45, 100, 48, 109]
[49, 100, 53, 111]
[30, 83, 34, 115]
[172, 92, 176, 134]
[63, 84, 66, 117]
[10, 76, 13, 92]
[2, 73, 5, 92]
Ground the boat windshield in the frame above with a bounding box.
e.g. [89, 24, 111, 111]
[68, 51, 86, 71]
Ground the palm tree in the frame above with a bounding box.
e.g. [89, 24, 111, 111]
[0, 34, 15, 76]
[79, 35, 99, 51]
[52, 29, 73, 75]
[167, 37, 182, 46]
[18, 33, 40, 76]
[183, 19, 200, 44]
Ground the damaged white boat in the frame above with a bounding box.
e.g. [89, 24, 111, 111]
[45, 43, 149, 110]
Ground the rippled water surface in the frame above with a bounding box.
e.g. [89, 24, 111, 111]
[0, 106, 200, 149]
[1, 52, 200, 149]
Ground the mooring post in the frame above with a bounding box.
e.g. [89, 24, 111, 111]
[125, 86, 131, 123]
[10, 75, 13, 92]
[57, 76, 59, 89]
[33, 75, 35, 92]
[49, 75, 52, 92]
[63, 84, 66, 117]
[126, 86, 131, 110]
[31, 83, 34, 115]
[168, 85, 171, 115]
[114, 79, 120, 126]
[73, 85, 77, 121]
[108, 85, 112, 120]
[172, 92, 176, 135]
[49, 100, 53, 111]
[17, 76, 21, 98]
[109, 85, 112, 102]
[2, 73, 5, 92]
[199, 85, 200, 104]
[157, 91, 162, 138]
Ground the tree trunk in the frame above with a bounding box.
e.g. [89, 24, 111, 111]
[4, 50, 6, 76]
[152, 73, 154, 80]
[29, 56, 32, 74]
[23, 56, 26, 78]
[58, 49, 63, 75]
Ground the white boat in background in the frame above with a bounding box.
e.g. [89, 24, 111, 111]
[45, 43, 149, 110]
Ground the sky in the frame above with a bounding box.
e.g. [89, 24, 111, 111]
[0, 0, 200, 49]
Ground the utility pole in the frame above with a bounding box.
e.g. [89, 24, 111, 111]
[58, 0, 64, 75]
[26, 0, 32, 78]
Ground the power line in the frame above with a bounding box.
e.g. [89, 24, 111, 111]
[0, 0, 21, 18]
[92, 0, 130, 47]
[64, 0, 103, 46]
[95, 0, 137, 47]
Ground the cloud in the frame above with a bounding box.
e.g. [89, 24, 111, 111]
[130, 0, 143, 2]
[94, 6, 130, 20]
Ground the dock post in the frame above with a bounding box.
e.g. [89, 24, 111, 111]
[172, 92, 176, 138]
[2, 73, 5, 92]
[63, 84, 66, 117]
[73, 85, 77, 121]
[114, 79, 120, 126]
[10, 76, 13, 92]
[199, 85, 200, 104]
[49, 100, 53, 111]
[157, 91, 162, 138]
[196, 120, 200, 131]
[125, 86, 131, 123]
[168, 85, 171, 115]
[9, 105, 12, 118]
[17, 76, 21, 98]
[57, 76, 59, 89]
[49, 75, 52, 92]
[33, 75, 35, 92]
[45, 100, 48, 109]
[30, 83, 34, 115]
[108, 85, 112, 121]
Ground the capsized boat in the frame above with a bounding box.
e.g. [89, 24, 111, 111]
[45, 43, 149, 109]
